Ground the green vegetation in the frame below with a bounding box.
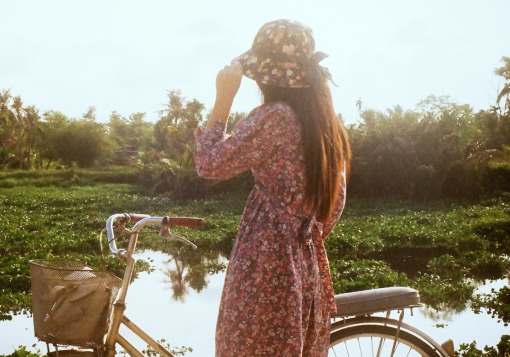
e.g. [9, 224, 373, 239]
[0, 346, 41, 357]
[0, 168, 244, 320]
[2, 57, 510, 202]
[327, 196, 510, 315]
[456, 335, 510, 356]
[1, 170, 510, 355]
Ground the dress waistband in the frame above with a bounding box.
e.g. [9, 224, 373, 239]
[254, 184, 337, 314]
[254, 184, 322, 240]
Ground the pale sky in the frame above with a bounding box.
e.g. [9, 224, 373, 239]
[2, 0, 509, 125]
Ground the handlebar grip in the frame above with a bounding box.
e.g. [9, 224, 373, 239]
[168, 217, 205, 228]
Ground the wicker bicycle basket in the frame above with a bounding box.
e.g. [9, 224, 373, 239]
[29, 259, 122, 349]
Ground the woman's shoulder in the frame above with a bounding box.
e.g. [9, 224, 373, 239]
[232, 101, 298, 136]
[244, 101, 297, 130]
[250, 101, 294, 118]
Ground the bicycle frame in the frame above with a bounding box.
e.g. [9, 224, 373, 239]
[104, 246, 173, 357]
[103, 214, 202, 357]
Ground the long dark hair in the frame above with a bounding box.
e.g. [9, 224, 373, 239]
[259, 81, 351, 222]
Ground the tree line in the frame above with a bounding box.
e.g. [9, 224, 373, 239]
[1, 57, 509, 201]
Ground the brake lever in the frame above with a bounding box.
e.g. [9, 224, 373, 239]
[159, 218, 198, 250]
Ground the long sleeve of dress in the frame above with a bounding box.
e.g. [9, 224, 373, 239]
[194, 104, 287, 180]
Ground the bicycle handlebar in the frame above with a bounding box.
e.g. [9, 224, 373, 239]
[106, 213, 204, 256]
[164, 216, 205, 228]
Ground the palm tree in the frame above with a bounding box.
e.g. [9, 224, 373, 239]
[355, 97, 363, 114]
[0, 90, 15, 168]
[0, 89, 12, 112]
[23, 106, 42, 169]
[495, 56, 510, 111]
[12, 96, 24, 169]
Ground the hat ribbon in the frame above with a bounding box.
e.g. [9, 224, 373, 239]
[310, 51, 338, 87]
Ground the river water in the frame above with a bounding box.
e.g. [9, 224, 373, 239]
[0, 250, 507, 355]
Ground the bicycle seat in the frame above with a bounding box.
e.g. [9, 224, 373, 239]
[333, 286, 421, 317]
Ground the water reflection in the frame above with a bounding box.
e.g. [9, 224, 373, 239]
[121, 249, 225, 356]
[350, 244, 510, 323]
[162, 249, 209, 301]
[158, 243, 228, 302]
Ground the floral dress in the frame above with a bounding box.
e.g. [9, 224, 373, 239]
[194, 102, 346, 357]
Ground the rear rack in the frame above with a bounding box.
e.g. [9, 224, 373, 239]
[333, 286, 421, 317]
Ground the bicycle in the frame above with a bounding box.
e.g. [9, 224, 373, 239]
[30, 213, 203, 357]
[30, 212, 454, 356]
[328, 287, 454, 356]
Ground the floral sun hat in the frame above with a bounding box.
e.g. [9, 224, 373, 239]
[232, 19, 335, 88]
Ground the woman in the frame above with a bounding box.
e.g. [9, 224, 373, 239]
[195, 19, 351, 357]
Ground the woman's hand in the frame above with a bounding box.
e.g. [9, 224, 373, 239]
[216, 62, 243, 103]
[206, 62, 243, 131]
